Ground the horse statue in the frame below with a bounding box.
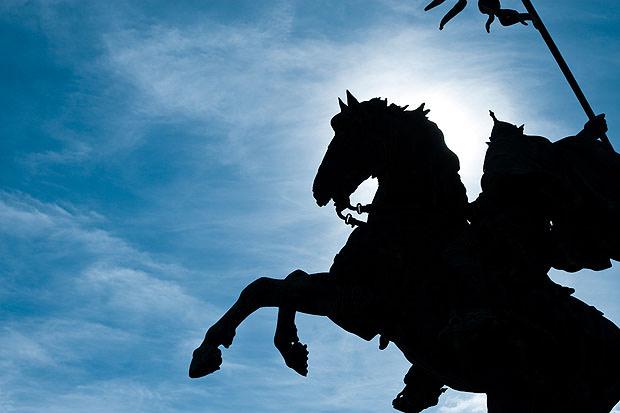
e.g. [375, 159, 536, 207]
[189, 92, 620, 412]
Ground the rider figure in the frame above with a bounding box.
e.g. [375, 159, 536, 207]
[469, 112, 609, 289]
[393, 113, 611, 413]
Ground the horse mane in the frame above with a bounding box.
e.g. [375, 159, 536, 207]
[348, 96, 468, 216]
[339, 96, 432, 124]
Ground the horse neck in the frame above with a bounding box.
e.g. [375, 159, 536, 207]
[370, 128, 467, 228]
[372, 131, 437, 212]
[373, 173, 421, 211]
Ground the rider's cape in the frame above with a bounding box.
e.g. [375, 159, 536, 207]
[550, 137, 620, 272]
[478, 118, 620, 273]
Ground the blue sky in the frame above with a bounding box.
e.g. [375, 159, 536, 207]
[1, 1, 619, 412]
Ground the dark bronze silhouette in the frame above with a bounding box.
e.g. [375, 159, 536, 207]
[424, 0, 530, 32]
[190, 92, 620, 412]
[425, 0, 615, 151]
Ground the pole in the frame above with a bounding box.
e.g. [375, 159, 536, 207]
[521, 0, 614, 150]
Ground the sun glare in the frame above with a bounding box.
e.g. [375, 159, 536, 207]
[424, 92, 490, 197]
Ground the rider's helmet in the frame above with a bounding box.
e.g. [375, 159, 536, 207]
[489, 111, 524, 141]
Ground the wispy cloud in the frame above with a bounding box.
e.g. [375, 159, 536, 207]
[3, 1, 619, 412]
[0, 191, 183, 274]
[99, 9, 548, 200]
[0, 191, 220, 410]
[438, 393, 487, 413]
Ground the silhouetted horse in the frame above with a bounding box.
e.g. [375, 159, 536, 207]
[190, 93, 620, 412]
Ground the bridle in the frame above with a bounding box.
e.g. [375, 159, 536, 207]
[336, 202, 372, 228]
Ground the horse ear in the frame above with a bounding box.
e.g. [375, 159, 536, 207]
[415, 103, 430, 116]
[519, 124, 525, 132]
[416, 103, 430, 115]
[346, 90, 359, 106]
[338, 98, 348, 113]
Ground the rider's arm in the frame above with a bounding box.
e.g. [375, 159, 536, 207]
[554, 114, 608, 147]
[574, 114, 608, 143]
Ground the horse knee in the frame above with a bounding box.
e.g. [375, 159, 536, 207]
[240, 277, 275, 301]
[243, 272, 306, 298]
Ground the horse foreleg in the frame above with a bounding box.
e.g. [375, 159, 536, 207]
[392, 365, 447, 413]
[274, 270, 309, 376]
[190, 270, 336, 378]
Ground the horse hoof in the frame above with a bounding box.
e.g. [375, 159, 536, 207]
[277, 340, 309, 377]
[392, 387, 446, 413]
[189, 345, 222, 378]
[392, 393, 424, 413]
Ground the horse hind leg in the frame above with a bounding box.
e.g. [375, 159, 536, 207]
[189, 270, 336, 379]
[274, 270, 309, 376]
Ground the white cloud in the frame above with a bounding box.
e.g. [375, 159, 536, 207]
[0, 191, 218, 382]
[79, 265, 207, 325]
[0, 329, 56, 368]
[4, 2, 619, 412]
[438, 393, 487, 413]
[0, 191, 189, 277]
[0, 192, 80, 236]
[0, 319, 136, 368]
[102, 15, 534, 197]
[17, 379, 166, 413]
[0, 191, 219, 332]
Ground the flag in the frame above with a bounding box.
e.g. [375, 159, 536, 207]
[424, 0, 531, 33]
[424, 0, 614, 150]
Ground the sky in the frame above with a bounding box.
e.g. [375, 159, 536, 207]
[1, 0, 619, 412]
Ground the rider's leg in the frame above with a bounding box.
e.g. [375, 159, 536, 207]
[274, 270, 309, 376]
[190, 270, 336, 378]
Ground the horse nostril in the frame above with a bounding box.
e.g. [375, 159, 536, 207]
[313, 191, 331, 207]
[312, 174, 332, 207]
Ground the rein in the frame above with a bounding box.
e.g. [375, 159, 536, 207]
[336, 202, 372, 228]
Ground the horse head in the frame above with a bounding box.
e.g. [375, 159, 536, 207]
[312, 91, 433, 214]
